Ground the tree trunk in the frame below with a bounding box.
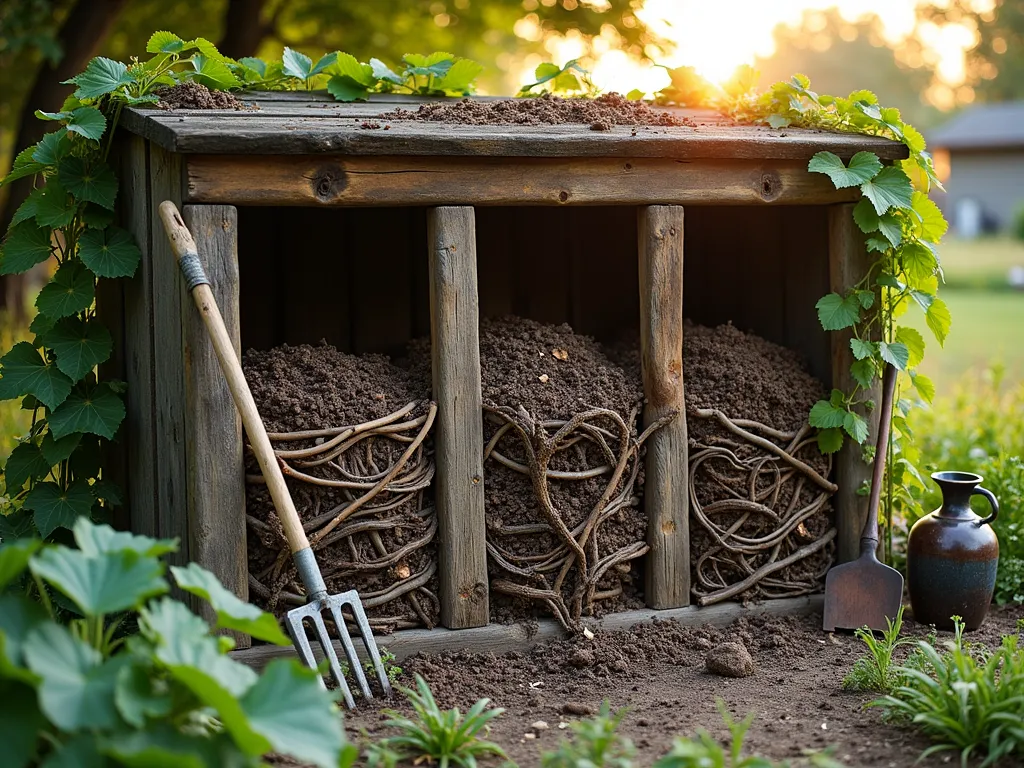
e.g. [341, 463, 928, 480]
[0, 0, 130, 318]
[218, 0, 274, 60]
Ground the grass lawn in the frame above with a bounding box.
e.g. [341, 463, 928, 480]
[938, 236, 1024, 289]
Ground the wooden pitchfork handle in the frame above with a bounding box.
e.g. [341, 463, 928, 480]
[157, 202, 321, 585]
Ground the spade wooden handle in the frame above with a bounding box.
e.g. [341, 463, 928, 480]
[862, 362, 898, 551]
[158, 201, 311, 556]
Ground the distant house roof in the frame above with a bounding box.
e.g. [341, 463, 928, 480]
[929, 102, 1024, 151]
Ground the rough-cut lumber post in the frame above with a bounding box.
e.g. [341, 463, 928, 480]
[428, 206, 489, 628]
[638, 205, 690, 608]
[181, 205, 248, 647]
[829, 204, 882, 563]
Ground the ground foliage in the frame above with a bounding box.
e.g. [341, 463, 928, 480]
[0, 517, 356, 768]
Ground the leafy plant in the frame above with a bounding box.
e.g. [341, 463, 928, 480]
[0, 517, 357, 768]
[375, 673, 508, 768]
[518, 59, 595, 96]
[542, 701, 635, 768]
[842, 605, 917, 693]
[872, 617, 1024, 767]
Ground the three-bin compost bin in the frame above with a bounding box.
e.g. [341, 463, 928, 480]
[107, 92, 906, 657]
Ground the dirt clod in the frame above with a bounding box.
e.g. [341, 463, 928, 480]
[378, 93, 695, 127]
[155, 82, 248, 110]
[705, 642, 755, 678]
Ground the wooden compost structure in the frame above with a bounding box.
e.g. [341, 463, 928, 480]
[108, 93, 906, 657]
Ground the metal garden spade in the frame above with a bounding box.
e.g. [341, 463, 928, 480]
[822, 361, 903, 633]
[158, 201, 391, 708]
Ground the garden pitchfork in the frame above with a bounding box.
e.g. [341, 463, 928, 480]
[158, 201, 391, 708]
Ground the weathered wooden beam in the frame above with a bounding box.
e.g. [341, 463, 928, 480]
[231, 595, 824, 668]
[828, 204, 882, 563]
[185, 155, 862, 208]
[639, 206, 690, 609]
[181, 205, 249, 647]
[428, 206, 489, 629]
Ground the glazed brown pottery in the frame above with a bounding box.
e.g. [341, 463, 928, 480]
[907, 471, 999, 630]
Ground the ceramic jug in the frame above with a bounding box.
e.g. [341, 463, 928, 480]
[907, 471, 999, 630]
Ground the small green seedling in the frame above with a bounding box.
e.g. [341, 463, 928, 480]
[842, 604, 915, 693]
[542, 701, 635, 768]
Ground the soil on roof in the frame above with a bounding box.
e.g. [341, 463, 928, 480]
[155, 82, 250, 110]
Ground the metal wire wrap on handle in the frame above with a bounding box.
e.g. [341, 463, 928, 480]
[179, 251, 211, 291]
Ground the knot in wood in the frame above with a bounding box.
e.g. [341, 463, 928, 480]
[758, 170, 782, 202]
[309, 164, 346, 202]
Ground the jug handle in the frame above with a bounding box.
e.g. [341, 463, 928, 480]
[973, 486, 999, 526]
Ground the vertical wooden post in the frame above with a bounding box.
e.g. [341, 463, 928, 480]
[182, 205, 249, 647]
[829, 204, 882, 563]
[428, 206, 489, 628]
[638, 205, 690, 609]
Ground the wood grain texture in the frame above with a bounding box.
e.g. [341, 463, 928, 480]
[638, 206, 690, 609]
[149, 145, 189, 568]
[232, 595, 824, 668]
[180, 205, 249, 646]
[119, 135, 158, 540]
[828, 204, 882, 563]
[428, 207, 489, 629]
[186, 155, 864, 208]
[121, 100, 907, 160]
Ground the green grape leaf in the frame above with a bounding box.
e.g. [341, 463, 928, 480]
[190, 54, 240, 91]
[895, 326, 926, 368]
[328, 52, 376, 86]
[64, 57, 135, 100]
[48, 381, 126, 440]
[238, 56, 267, 78]
[925, 297, 951, 347]
[0, 593, 47, 678]
[809, 400, 847, 429]
[31, 545, 167, 615]
[766, 114, 791, 129]
[876, 214, 902, 248]
[438, 58, 483, 92]
[1, 145, 45, 186]
[11, 188, 43, 227]
[879, 341, 910, 371]
[40, 431, 81, 465]
[75, 518, 178, 558]
[91, 480, 123, 507]
[0, 341, 73, 409]
[33, 181, 76, 229]
[807, 151, 881, 189]
[326, 76, 370, 102]
[192, 37, 233, 64]
[859, 165, 914, 215]
[0, 540, 42, 591]
[58, 156, 118, 210]
[114, 664, 174, 729]
[29, 312, 56, 340]
[23, 622, 129, 730]
[0, 510, 37, 542]
[32, 129, 70, 166]
[403, 52, 455, 78]
[35, 261, 95, 319]
[852, 197, 879, 233]
[865, 234, 890, 254]
[24, 481, 94, 537]
[910, 288, 934, 312]
[65, 107, 106, 141]
[0, 680, 46, 767]
[817, 427, 844, 454]
[849, 338, 875, 361]
[843, 411, 869, 443]
[40, 316, 113, 382]
[241, 659, 346, 768]
[3, 442, 51, 490]
[902, 123, 926, 153]
[0, 222, 53, 275]
[309, 52, 337, 77]
[171, 563, 290, 645]
[78, 225, 142, 278]
[82, 203, 115, 229]
[901, 242, 937, 281]
[850, 358, 876, 388]
[911, 191, 948, 242]
[815, 292, 861, 331]
[911, 371, 935, 404]
[369, 57, 403, 85]
[855, 290, 874, 310]
[282, 47, 314, 80]
[147, 30, 186, 54]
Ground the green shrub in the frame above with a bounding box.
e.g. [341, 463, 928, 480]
[872, 617, 1024, 767]
[374, 673, 508, 768]
[0, 518, 357, 768]
[542, 701, 635, 768]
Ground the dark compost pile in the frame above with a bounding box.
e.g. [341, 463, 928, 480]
[477, 317, 664, 629]
[243, 343, 437, 632]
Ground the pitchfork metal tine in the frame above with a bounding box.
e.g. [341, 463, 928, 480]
[329, 601, 373, 700]
[347, 593, 392, 696]
[311, 611, 356, 709]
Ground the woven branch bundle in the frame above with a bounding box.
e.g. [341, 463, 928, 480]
[246, 400, 439, 632]
[483, 404, 671, 630]
[688, 408, 838, 606]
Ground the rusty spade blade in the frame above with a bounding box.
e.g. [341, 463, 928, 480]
[159, 201, 392, 707]
[822, 362, 904, 632]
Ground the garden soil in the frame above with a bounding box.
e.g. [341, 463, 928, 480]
[243, 342, 437, 630]
[377, 92, 697, 129]
[337, 603, 1024, 767]
[155, 82, 249, 110]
